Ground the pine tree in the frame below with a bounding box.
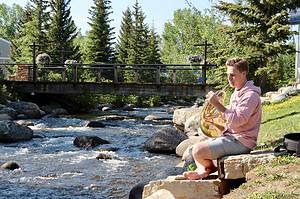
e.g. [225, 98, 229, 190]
[126, 0, 151, 82]
[86, 0, 115, 63]
[47, 0, 80, 63]
[216, 0, 300, 91]
[12, 0, 49, 62]
[127, 0, 148, 65]
[147, 27, 161, 64]
[115, 7, 132, 64]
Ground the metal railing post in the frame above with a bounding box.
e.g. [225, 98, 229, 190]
[72, 64, 78, 83]
[172, 69, 176, 83]
[32, 42, 37, 82]
[114, 64, 118, 83]
[156, 65, 161, 84]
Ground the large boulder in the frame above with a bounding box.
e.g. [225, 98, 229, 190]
[0, 121, 33, 142]
[144, 128, 188, 154]
[73, 136, 110, 149]
[8, 101, 44, 119]
[173, 107, 201, 132]
[184, 113, 201, 136]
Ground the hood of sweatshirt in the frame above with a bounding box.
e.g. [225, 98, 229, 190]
[237, 80, 261, 97]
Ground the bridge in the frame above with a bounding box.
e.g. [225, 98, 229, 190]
[1, 62, 216, 97]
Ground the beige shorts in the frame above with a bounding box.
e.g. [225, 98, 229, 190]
[208, 135, 252, 159]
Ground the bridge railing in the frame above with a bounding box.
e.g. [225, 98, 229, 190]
[1, 62, 216, 85]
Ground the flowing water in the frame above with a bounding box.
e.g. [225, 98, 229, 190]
[0, 107, 180, 199]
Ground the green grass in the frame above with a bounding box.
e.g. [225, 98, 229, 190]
[258, 94, 300, 145]
[247, 190, 297, 199]
[271, 155, 298, 167]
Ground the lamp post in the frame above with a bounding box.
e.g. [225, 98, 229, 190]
[194, 40, 212, 85]
[289, 8, 300, 83]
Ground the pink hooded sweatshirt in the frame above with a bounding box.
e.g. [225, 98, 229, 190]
[223, 80, 262, 149]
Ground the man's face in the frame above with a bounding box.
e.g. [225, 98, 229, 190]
[226, 65, 247, 89]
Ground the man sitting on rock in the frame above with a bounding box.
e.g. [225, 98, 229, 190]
[183, 58, 262, 180]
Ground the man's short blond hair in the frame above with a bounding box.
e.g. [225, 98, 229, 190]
[226, 58, 249, 74]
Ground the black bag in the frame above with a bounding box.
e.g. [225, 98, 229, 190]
[274, 133, 300, 157]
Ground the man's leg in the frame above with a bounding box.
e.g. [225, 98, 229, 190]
[183, 141, 217, 180]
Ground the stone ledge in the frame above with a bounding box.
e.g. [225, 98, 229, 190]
[142, 175, 221, 199]
[218, 150, 276, 179]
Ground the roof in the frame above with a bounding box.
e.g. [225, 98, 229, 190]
[0, 38, 11, 45]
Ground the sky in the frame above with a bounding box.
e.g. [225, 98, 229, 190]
[1, 0, 214, 36]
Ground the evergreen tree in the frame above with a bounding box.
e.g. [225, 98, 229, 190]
[125, 0, 152, 82]
[47, 0, 80, 63]
[12, 0, 49, 62]
[115, 7, 132, 64]
[86, 0, 115, 63]
[127, 0, 148, 65]
[83, 0, 115, 82]
[216, 0, 300, 91]
[147, 27, 161, 64]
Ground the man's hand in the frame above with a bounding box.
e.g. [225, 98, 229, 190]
[206, 91, 220, 106]
[205, 91, 226, 113]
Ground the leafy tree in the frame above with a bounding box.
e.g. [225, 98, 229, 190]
[161, 8, 229, 84]
[47, 0, 80, 63]
[86, 0, 115, 63]
[215, 0, 300, 91]
[0, 3, 23, 41]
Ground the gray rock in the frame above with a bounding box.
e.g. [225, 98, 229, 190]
[73, 136, 110, 149]
[86, 121, 106, 128]
[1, 161, 20, 170]
[8, 101, 43, 119]
[0, 121, 33, 142]
[96, 153, 113, 160]
[0, 106, 17, 119]
[0, 113, 12, 120]
[279, 86, 297, 96]
[16, 120, 34, 126]
[102, 106, 112, 111]
[144, 127, 188, 154]
[144, 114, 159, 121]
[123, 104, 135, 111]
[270, 93, 288, 104]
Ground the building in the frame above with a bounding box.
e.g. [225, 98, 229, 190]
[0, 38, 11, 79]
[0, 38, 11, 63]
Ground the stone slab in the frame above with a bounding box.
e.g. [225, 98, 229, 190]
[142, 175, 221, 199]
[218, 150, 276, 179]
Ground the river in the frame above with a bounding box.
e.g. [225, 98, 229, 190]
[0, 107, 181, 199]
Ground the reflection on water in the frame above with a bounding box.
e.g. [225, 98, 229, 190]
[0, 108, 180, 199]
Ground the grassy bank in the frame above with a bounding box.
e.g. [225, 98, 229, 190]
[258, 94, 300, 146]
[224, 155, 300, 199]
